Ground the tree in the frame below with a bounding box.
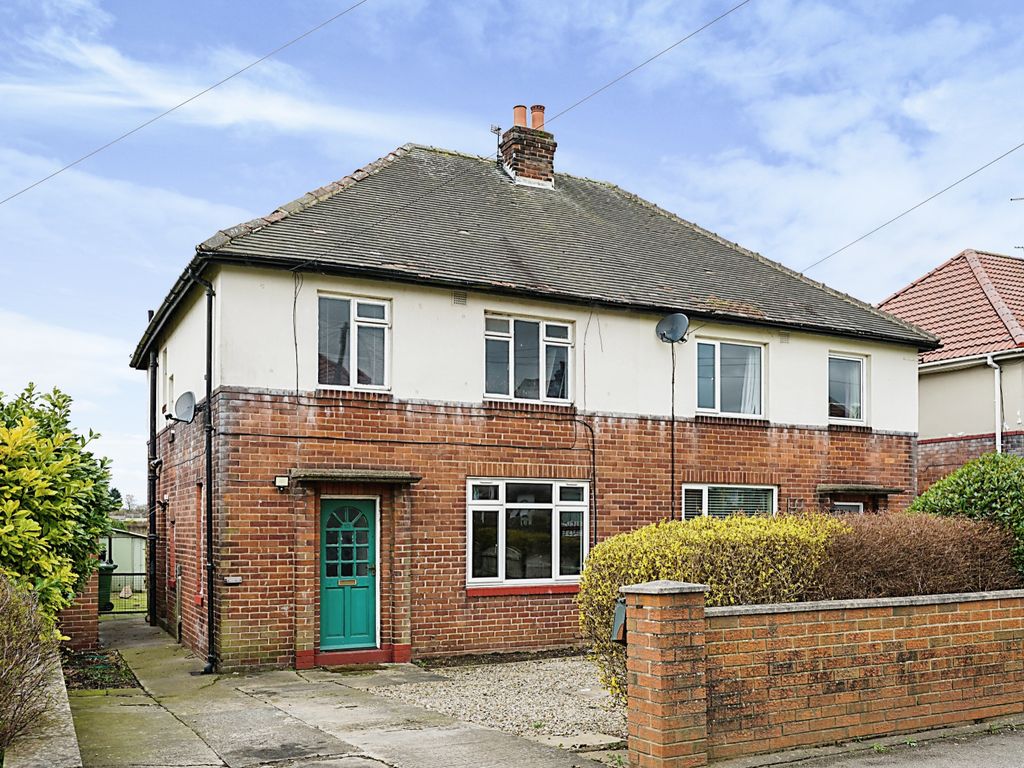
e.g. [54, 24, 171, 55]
[109, 487, 123, 510]
[0, 385, 115, 622]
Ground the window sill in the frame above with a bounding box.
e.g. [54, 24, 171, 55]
[482, 399, 576, 414]
[466, 583, 580, 597]
[694, 414, 770, 428]
[315, 388, 394, 402]
[828, 422, 872, 433]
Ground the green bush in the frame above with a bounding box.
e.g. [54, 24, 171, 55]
[578, 513, 847, 702]
[814, 513, 1022, 599]
[910, 453, 1024, 572]
[0, 386, 115, 623]
[0, 574, 60, 756]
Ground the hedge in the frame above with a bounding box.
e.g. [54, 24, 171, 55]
[578, 513, 846, 701]
[578, 512, 1022, 701]
[910, 452, 1024, 573]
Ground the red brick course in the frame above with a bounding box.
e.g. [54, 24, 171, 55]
[58, 570, 98, 651]
[625, 585, 1024, 765]
[153, 386, 916, 670]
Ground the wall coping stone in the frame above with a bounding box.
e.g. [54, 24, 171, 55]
[621, 580, 709, 595]
[706, 588, 1024, 617]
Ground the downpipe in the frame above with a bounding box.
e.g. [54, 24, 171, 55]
[986, 355, 1003, 453]
[146, 343, 158, 626]
[189, 270, 217, 675]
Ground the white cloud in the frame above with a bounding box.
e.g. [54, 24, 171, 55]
[0, 308, 146, 499]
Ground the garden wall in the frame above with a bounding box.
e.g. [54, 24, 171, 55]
[58, 571, 98, 652]
[621, 582, 1024, 768]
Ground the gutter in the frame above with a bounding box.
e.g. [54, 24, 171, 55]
[919, 348, 1024, 373]
[986, 355, 1003, 453]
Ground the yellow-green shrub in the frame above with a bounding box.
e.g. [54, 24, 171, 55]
[578, 513, 848, 702]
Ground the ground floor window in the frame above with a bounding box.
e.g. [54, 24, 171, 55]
[682, 484, 776, 519]
[467, 479, 588, 584]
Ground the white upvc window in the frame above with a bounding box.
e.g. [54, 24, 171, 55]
[831, 501, 864, 514]
[696, 339, 764, 417]
[317, 295, 390, 390]
[466, 479, 588, 585]
[828, 353, 866, 423]
[484, 314, 572, 403]
[682, 484, 777, 519]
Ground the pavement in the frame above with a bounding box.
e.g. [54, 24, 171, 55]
[69, 616, 604, 768]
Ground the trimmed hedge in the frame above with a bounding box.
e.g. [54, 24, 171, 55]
[910, 452, 1024, 573]
[578, 512, 1022, 701]
[578, 513, 846, 701]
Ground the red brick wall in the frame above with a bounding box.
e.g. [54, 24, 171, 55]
[623, 584, 1024, 766]
[59, 570, 98, 651]
[153, 386, 916, 670]
[918, 432, 1024, 493]
[704, 594, 1024, 761]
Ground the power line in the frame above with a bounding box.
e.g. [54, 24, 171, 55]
[802, 138, 1024, 273]
[0, 0, 373, 208]
[287, 0, 753, 273]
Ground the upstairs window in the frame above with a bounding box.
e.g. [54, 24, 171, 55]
[682, 484, 776, 519]
[828, 354, 865, 422]
[467, 479, 588, 584]
[697, 340, 763, 416]
[318, 296, 390, 388]
[484, 315, 572, 402]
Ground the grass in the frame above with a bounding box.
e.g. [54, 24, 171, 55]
[61, 649, 140, 690]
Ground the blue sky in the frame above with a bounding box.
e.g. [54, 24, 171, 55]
[2, 0, 1023, 499]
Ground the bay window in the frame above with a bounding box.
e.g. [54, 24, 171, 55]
[318, 295, 390, 389]
[467, 479, 588, 584]
[697, 340, 763, 416]
[484, 314, 572, 402]
[828, 354, 865, 422]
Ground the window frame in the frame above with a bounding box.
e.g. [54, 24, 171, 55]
[317, 293, 392, 391]
[483, 313, 573, 404]
[681, 483, 778, 520]
[695, 338, 766, 418]
[831, 501, 865, 514]
[465, 478, 589, 586]
[827, 352, 867, 425]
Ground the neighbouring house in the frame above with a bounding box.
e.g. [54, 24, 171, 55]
[880, 249, 1024, 492]
[131, 103, 936, 671]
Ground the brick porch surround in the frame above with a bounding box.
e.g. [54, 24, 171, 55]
[153, 386, 917, 671]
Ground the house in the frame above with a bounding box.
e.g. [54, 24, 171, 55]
[131, 104, 936, 671]
[880, 249, 1024, 491]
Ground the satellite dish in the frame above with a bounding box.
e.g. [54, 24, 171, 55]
[656, 313, 690, 343]
[173, 391, 196, 424]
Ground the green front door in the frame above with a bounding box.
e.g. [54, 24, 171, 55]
[320, 499, 376, 650]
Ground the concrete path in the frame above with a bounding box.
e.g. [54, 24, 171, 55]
[70, 617, 602, 768]
[794, 728, 1024, 768]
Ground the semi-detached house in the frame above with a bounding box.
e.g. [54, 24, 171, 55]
[131, 104, 937, 671]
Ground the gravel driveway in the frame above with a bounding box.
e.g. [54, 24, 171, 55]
[374, 656, 626, 739]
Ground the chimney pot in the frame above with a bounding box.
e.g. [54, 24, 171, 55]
[513, 105, 528, 127]
[530, 104, 545, 130]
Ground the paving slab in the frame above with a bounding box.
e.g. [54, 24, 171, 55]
[69, 690, 223, 767]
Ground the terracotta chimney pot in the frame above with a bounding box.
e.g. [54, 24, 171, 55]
[513, 105, 528, 127]
[530, 104, 545, 130]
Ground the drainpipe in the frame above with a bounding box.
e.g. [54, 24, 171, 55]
[147, 338, 159, 626]
[189, 270, 217, 675]
[986, 355, 1003, 453]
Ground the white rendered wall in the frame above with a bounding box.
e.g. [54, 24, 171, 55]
[187, 266, 920, 432]
[919, 357, 1024, 440]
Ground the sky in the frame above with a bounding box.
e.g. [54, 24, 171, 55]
[1, 0, 1023, 500]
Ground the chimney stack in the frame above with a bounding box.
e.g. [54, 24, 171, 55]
[499, 102, 556, 188]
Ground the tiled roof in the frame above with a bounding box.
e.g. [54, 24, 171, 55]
[131, 144, 935, 368]
[879, 249, 1024, 363]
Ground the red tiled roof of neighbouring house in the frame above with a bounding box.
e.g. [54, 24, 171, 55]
[879, 249, 1024, 363]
